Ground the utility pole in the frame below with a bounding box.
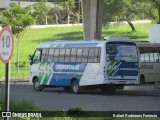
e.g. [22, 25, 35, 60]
[0, 9, 2, 29]
[95, 0, 104, 40]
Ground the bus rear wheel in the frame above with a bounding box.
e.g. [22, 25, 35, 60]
[140, 75, 145, 84]
[71, 80, 80, 94]
[33, 78, 43, 91]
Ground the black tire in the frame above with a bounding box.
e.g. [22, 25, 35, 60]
[140, 75, 145, 84]
[71, 80, 80, 94]
[63, 87, 71, 92]
[33, 78, 43, 91]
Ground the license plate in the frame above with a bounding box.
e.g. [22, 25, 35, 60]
[119, 81, 126, 84]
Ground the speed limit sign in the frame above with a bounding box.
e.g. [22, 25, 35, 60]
[0, 27, 14, 63]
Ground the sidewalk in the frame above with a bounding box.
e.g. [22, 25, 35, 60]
[154, 83, 160, 89]
[0, 77, 29, 85]
[124, 84, 160, 90]
[30, 24, 82, 29]
[0, 80, 30, 85]
[0, 77, 29, 81]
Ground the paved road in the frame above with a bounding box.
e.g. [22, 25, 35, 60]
[0, 84, 160, 111]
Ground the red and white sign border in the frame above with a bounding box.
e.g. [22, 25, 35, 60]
[0, 27, 14, 63]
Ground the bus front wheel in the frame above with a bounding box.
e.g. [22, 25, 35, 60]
[33, 78, 43, 91]
[71, 80, 80, 94]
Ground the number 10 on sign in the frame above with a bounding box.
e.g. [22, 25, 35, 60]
[0, 27, 14, 63]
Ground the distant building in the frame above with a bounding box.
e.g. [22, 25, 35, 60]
[0, 0, 54, 9]
[0, 0, 10, 9]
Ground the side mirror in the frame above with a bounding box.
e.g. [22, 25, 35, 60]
[29, 54, 32, 60]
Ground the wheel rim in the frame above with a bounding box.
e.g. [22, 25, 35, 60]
[35, 81, 40, 89]
[73, 81, 79, 93]
[34, 80, 41, 90]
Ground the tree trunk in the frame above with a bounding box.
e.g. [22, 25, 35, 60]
[55, 14, 58, 25]
[127, 20, 136, 32]
[158, 6, 160, 24]
[45, 15, 48, 25]
[68, 14, 70, 24]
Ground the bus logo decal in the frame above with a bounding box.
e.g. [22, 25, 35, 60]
[55, 64, 80, 71]
[107, 62, 121, 76]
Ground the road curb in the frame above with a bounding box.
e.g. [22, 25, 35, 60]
[154, 85, 160, 89]
[0, 80, 30, 85]
[154, 82, 160, 89]
[0, 77, 29, 81]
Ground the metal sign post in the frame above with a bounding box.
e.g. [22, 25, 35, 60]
[4, 62, 10, 120]
[5, 62, 10, 111]
[0, 27, 14, 120]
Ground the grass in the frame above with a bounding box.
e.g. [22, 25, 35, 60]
[102, 23, 150, 40]
[0, 99, 41, 111]
[0, 99, 159, 119]
[0, 23, 150, 77]
[76, 118, 160, 120]
[0, 99, 69, 119]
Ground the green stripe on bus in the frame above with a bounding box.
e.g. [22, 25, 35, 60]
[39, 62, 45, 71]
[49, 44, 56, 48]
[38, 73, 44, 81]
[56, 44, 63, 48]
[43, 73, 52, 85]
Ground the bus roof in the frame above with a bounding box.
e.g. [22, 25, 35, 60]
[135, 42, 160, 48]
[36, 40, 137, 49]
[37, 40, 102, 48]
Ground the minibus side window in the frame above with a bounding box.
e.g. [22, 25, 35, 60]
[41, 49, 47, 62]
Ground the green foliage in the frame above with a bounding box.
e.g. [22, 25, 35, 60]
[1, 93, 159, 119]
[2, 3, 35, 35]
[103, 0, 159, 31]
[33, 1, 52, 25]
[32, 0, 81, 25]
[2, 3, 36, 74]
[102, 23, 150, 40]
[104, 0, 152, 22]
[0, 99, 41, 111]
[147, 0, 160, 23]
[60, 0, 75, 11]
[76, 118, 160, 120]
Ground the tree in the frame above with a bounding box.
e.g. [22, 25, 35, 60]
[49, 0, 81, 24]
[151, 0, 160, 23]
[103, 0, 153, 31]
[33, 1, 52, 25]
[2, 3, 35, 73]
[32, 0, 81, 25]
